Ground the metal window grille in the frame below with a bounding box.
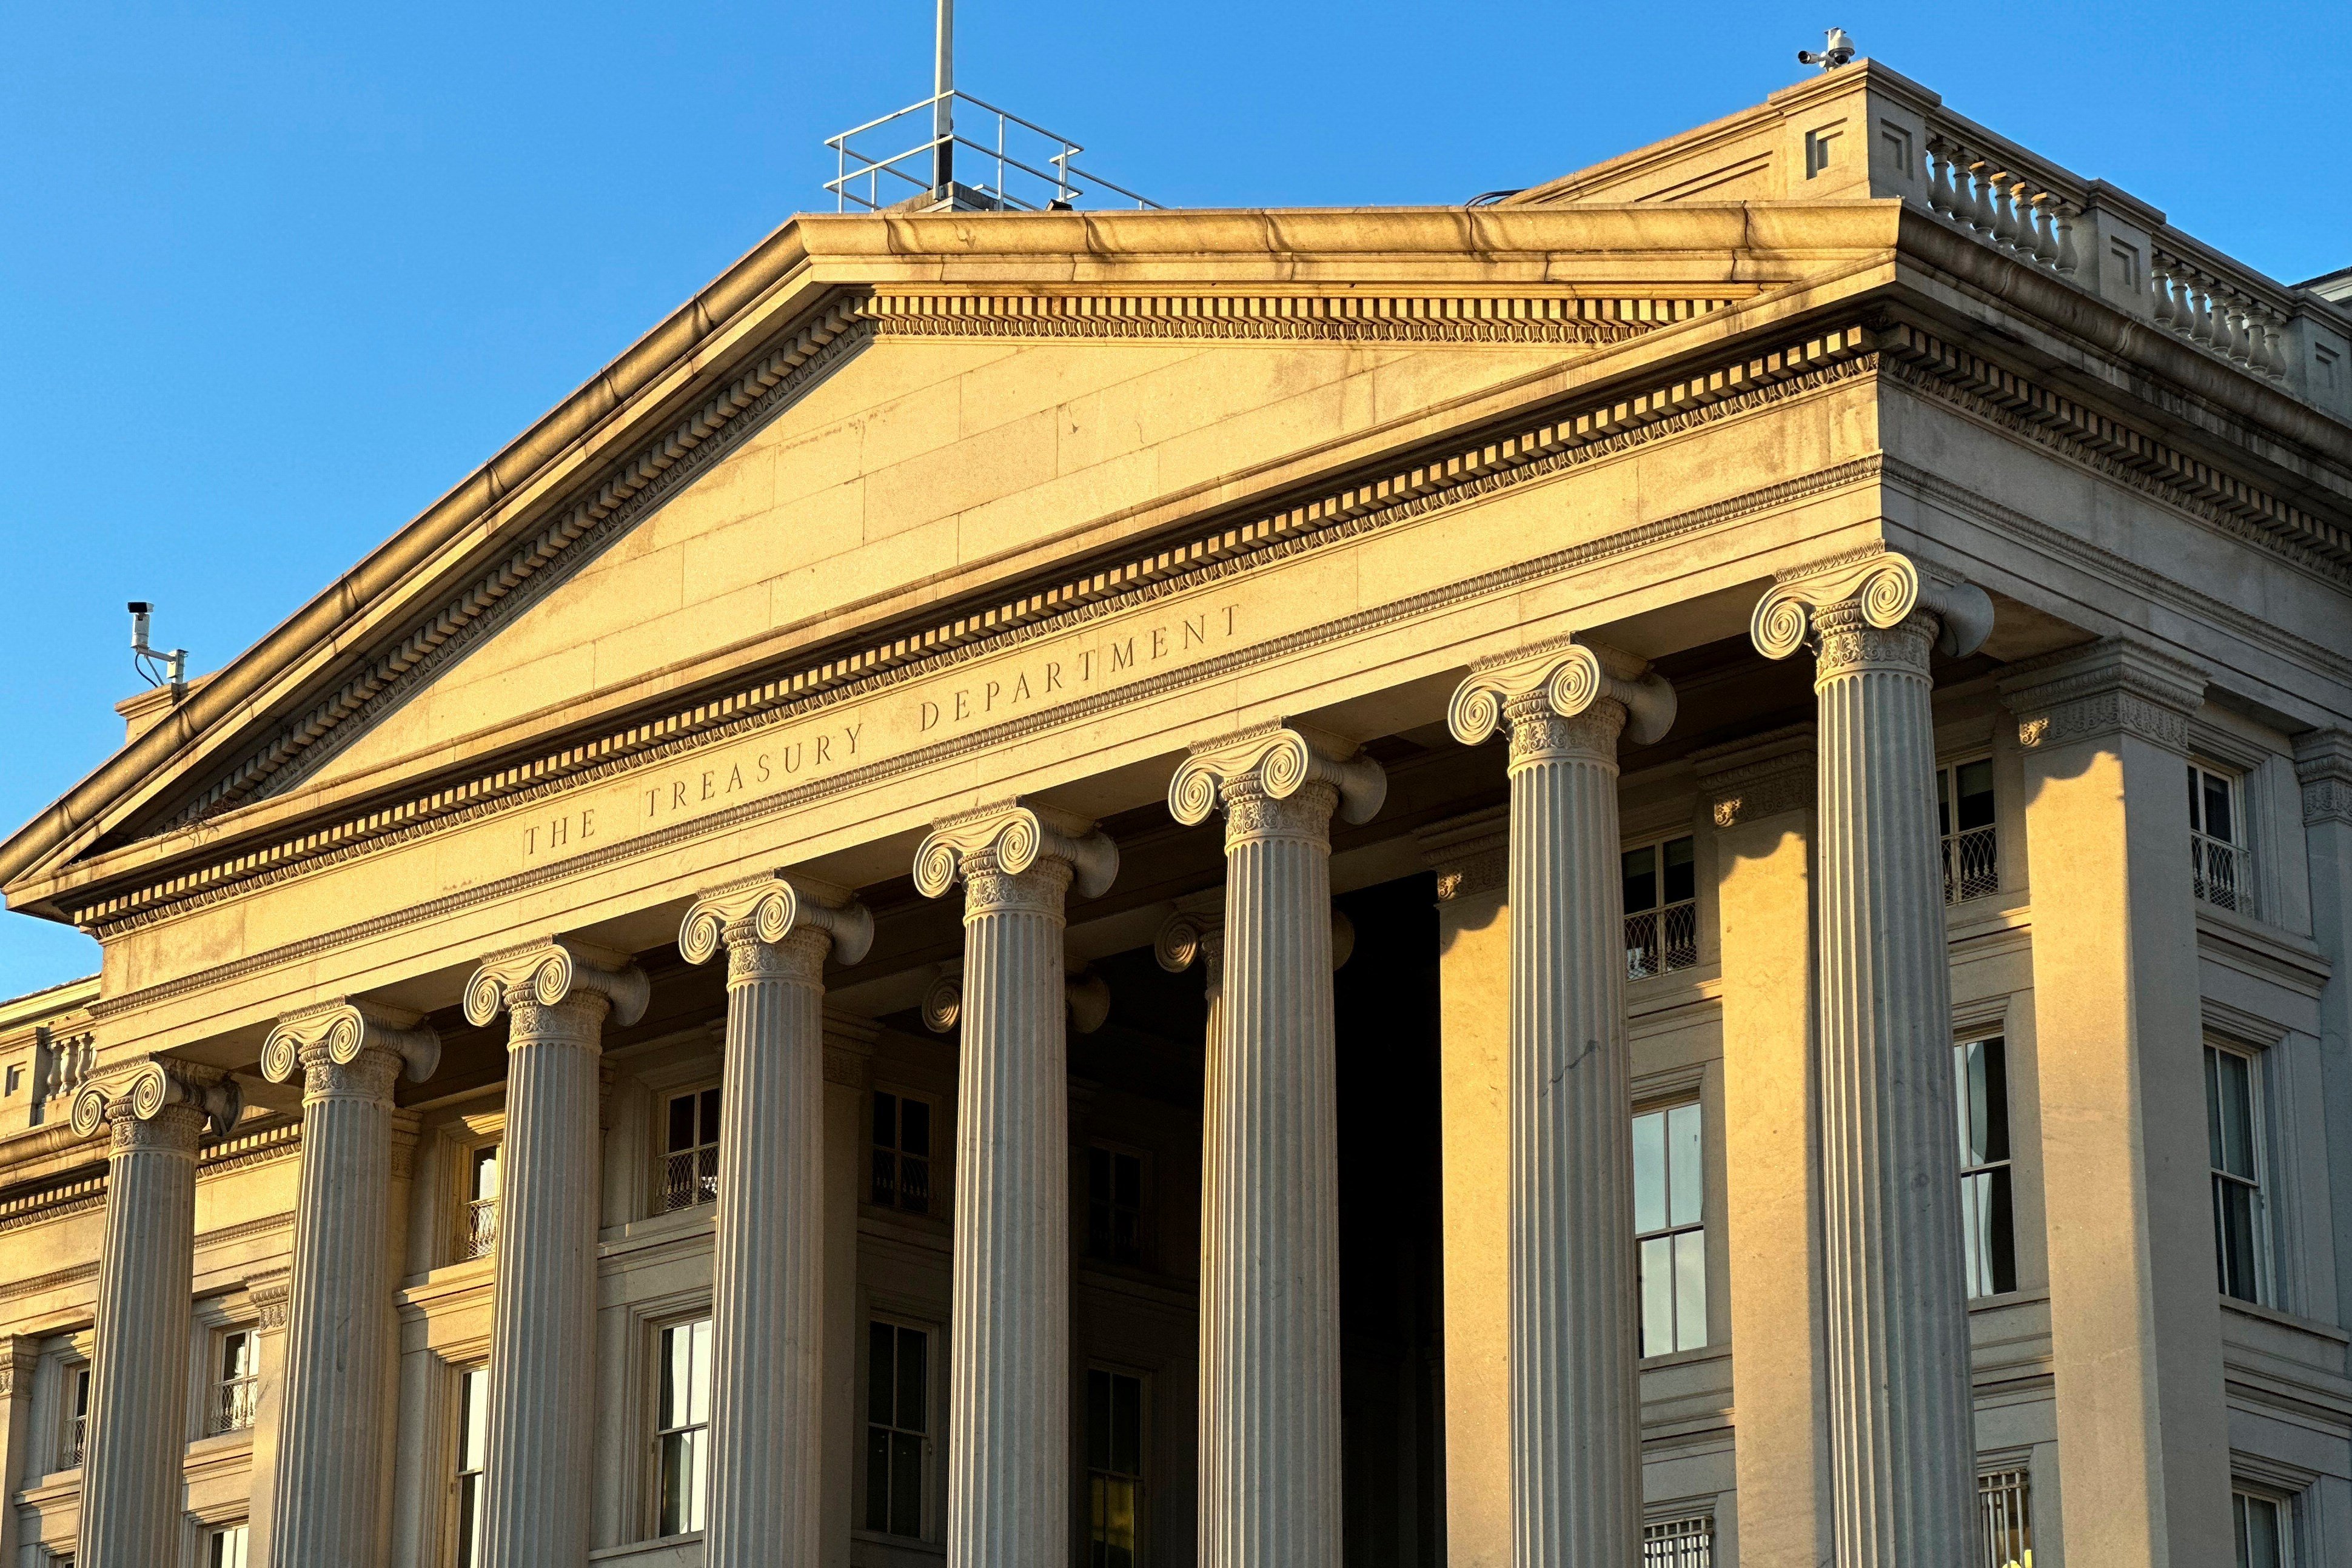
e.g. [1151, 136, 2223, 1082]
[2189, 764, 2256, 916]
[458, 1197, 498, 1261]
[1939, 759, 1999, 904]
[1978, 1466, 2033, 1568]
[1642, 1515, 1714, 1566]
[208, 1331, 259, 1435]
[1624, 836, 1699, 979]
[660, 1087, 722, 1214]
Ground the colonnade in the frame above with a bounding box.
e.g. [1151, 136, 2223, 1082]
[62, 549, 2000, 1568]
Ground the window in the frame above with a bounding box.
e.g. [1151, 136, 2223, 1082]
[459, 1144, 501, 1261]
[1633, 1101, 1706, 1356]
[1642, 1516, 1714, 1566]
[654, 1319, 712, 1536]
[865, 1321, 929, 1538]
[209, 1328, 260, 1434]
[1623, 836, 1698, 979]
[1088, 1148, 1144, 1266]
[205, 1526, 250, 1568]
[2233, 1491, 2289, 1568]
[2207, 1044, 2270, 1304]
[1938, 758, 1999, 903]
[871, 1092, 933, 1215]
[2190, 763, 2254, 914]
[454, 1366, 489, 1568]
[59, 1362, 88, 1468]
[660, 1088, 721, 1215]
[1954, 1037, 2017, 1299]
[1087, 1369, 1146, 1567]
[1978, 1464, 2033, 1568]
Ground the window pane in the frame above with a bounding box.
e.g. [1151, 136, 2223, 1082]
[1087, 1369, 1110, 1469]
[1674, 1229, 1707, 1352]
[2216, 1052, 2255, 1179]
[2188, 763, 2203, 833]
[699, 1087, 722, 1146]
[2216, 1178, 2259, 1302]
[1116, 1153, 1142, 1207]
[2203, 772, 2235, 845]
[901, 1097, 931, 1159]
[868, 1322, 894, 1426]
[889, 1431, 924, 1537]
[667, 1094, 695, 1154]
[1956, 760, 1996, 829]
[896, 1327, 927, 1433]
[873, 1091, 897, 1151]
[863, 1427, 892, 1533]
[1640, 1234, 1674, 1356]
[2239, 1493, 2282, 1568]
[1621, 845, 1658, 914]
[1112, 1373, 1142, 1474]
[458, 1473, 484, 1568]
[1662, 836, 1697, 905]
[471, 1145, 500, 1202]
[1632, 1111, 1666, 1235]
[1667, 1103, 1703, 1229]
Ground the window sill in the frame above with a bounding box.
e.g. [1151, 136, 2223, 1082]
[592, 1531, 703, 1563]
[1965, 1287, 2050, 1313]
[1638, 1342, 1727, 1371]
[851, 1529, 946, 1557]
[2220, 1294, 2352, 1345]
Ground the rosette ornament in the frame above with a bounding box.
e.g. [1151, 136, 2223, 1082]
[70, 1059, 241, 1142]
[913, 802, 1120, 903]
[1447, 637, 1677, 752]
[1167, 722, 1387, 828]
[260, 1000, 441, 1087]
[677, 873, 874, 968]
[463, 937, 651, 1029]
[1749, 549, 1994, 663]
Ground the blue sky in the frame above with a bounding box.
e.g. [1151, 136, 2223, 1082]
[2, 0, 2344, 997]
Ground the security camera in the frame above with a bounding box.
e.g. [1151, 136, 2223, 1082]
[1798, 27, 1857, 69]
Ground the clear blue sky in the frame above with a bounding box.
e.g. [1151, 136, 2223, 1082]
[2, 1, 2344, 997]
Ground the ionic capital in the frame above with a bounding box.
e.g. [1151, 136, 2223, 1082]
[1449, 637, 1675, 762]
[1168, 722, 1387, 830]
[2294, 730, 2352, 828]
[69, 1057, 241, 1148]
[678, 873, 875, 970]
[920, 959, 1114, 1035]
[463, 939, 651, 1030]
[914, 802, 1119, 905]
[1750, 548, 1994, 667]
[1997, 638, 2208, 755]
[261, 999, 441, 1094]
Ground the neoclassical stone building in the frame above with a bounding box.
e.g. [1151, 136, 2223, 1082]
[1, 57, 2348, 1568]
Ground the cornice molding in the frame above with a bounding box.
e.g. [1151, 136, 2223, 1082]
[1997, 638, 2211, 754]
[1692, 724, 1818, 827]
[73, 322, 1887, 937]
[860, 287, 1734, 346]
[2296, 730, 2352, 828]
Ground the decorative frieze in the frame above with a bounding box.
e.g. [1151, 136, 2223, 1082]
[1692, 726, 1817, 827]
[1997, 639, 2210, 754]
[2294, 730, 2352, 826]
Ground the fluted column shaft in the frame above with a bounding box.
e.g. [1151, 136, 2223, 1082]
[1504, 696, 1642, 1567]
[946, 846, 1074, 1566]
[271, 1044, 404, 1563]
[79, 1101, 206, 1568]
[480, 991, 611, 1568]
[706, 927, 829, 1567]
[1204, 777, 1345, 1568]
[1811, 604, 1977, 1568]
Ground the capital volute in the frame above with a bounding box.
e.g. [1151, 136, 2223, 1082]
[914, 802, 1119, 902]
[678, 873, 875, 967]
[920, 958, 1114, 1035]
[261, 999, 441, 1088]
[1168, 722, 1387, 827]
[1750, 548, 1993, 663]
[70, 1057, 241, 1145]
[1156, 899, 1352, 981]
[463, 938, 651, 1029]
[1449, 636, 1676, 752]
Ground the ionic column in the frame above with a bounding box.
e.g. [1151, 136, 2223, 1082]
[463, 940, 649, 1568]
[1752, 551, 1994, 1568]
[69, 1062, 241, 1568]
[256, 1001, 441, 1565]
[914, 804, 1119, 1568]
[1167, 723, 1385, 1568]
[1451, 640, 1675, 1567]
[678, 876, 873, 1568]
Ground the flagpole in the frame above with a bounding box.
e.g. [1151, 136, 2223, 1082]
[933, 0, 954, 196]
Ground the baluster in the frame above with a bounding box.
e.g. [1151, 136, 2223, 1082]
[2027, 192, 2061, 267]
[2189, 273, 2217, 345]
[1926, 138, 1959, 218]
[1988, 170, 2024, 249]
[2052, 201, 2082, 275]
[1965, 157, 1999, 233]
[2150, 261, 2178, 328]
[2222, 297, 2251, 363]
[2260, 315, 2288, 378]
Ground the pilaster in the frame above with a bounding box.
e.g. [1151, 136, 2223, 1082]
[916, 803, 1117, 1568]
[244, 1271, 291, 1568]
[2298, 731, 2352, 1341]
[463, 939, 648, 1568]
[819, 1013, 876, 1568]
[0, 1336, 41, 1565]
[1999, 637, 2229, 1567]
[1694, 726, 1833, 1568]
[1170, 723, 1384, 1568]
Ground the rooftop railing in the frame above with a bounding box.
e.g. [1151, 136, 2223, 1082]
[825, 90, 1159, 215]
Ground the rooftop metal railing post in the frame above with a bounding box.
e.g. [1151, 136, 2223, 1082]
[825, 90, 1158, 214]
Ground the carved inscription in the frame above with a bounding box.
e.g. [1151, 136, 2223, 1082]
[518, 595, 1241, 860]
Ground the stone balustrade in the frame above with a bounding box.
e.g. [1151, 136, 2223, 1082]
[1925, 132, 2082, 278]
[2149, 246, 2291, 379]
